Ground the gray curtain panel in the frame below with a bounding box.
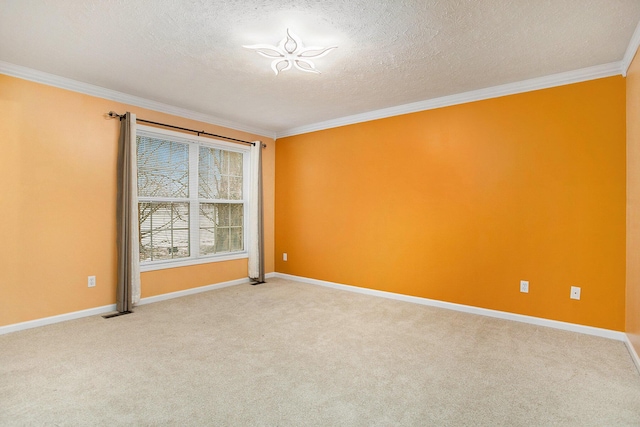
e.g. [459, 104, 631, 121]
[116, 112, 135, 312]
[257, 143, 265, 283]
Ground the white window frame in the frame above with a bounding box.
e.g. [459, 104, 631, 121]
[137, 125, 250, 272]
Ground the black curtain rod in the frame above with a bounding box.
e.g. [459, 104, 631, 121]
[107, 111, 257, 146]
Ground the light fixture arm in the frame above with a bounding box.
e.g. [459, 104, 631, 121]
[244, 29, 337, 75]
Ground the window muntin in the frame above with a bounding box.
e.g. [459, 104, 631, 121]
[199, 203, 244, 255]
[139, 202, 190, 262]
[198, 147, 244, 200]
[137, 137, 189, 198]
[136, 127, 248, 269]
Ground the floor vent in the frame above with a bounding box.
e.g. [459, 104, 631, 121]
[102, 311, 132, 319]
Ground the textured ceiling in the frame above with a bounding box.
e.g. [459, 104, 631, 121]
[1, 0, 640, 136]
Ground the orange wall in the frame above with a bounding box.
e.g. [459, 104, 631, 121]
[0, 74, 275, 327]
[627, 48, 640, 353]
[275, 77, 626, 330]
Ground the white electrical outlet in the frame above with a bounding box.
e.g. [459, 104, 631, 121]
[283, 253, 288, 261]
[520, 280, 529, 293]
[88, 276, 96, 288]
[570, 286, 581, 300]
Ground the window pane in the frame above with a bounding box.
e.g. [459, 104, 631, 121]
[230, 227, 243, 251]
[140, 234, 152, 262]
[199, 203, 216, 226]
[170, 203, 190, 259]
[137, 136, 189, 198]
[153, 229, 172, 261]
[215, 227, 230, 253]
[199, 227, 216, 256]
[228, 151, 243, 176]
[219, 176, 229, 199]
[229, 204, 243, 226]
[199, 203, 216, 255]
[198, 147, 223, 199]
[199, 203, 244, 255]
[199, 146, 243, 200]
[138, 202, 190, 261]
[229, 177, 243, 200]
[217, 203, 230, 226]
[221, 150, 230, 175]
[139, 202, 153, 262]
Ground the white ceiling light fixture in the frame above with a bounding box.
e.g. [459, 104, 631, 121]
[244, 29, 337, 75]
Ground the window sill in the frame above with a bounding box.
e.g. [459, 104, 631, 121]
[140, 252, 248, 272]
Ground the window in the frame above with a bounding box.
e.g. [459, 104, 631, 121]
[136, 126, 249, 270]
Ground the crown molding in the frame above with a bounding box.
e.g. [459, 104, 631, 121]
[622, 18, 640, 77]
[0, 60, 276, 139]
[0, 59, 624, 142]
[277, 61, 623, 139]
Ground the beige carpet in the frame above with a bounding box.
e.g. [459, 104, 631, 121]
[1, 277, 639, 426]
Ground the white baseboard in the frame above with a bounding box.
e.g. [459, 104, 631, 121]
[274, 273, 626, 341]
[626, 335, 640, 374]
[0, 273, 278, 336]
[0, 304, 117, 336]
[138, 277, 252, 306]
[137, 273, 276, 305]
